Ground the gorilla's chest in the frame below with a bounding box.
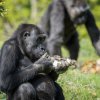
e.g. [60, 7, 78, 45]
[18, 57, 33, 70]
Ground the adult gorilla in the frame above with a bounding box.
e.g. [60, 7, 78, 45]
[0, 24, 66, 100]
[38, 0, 100, 60]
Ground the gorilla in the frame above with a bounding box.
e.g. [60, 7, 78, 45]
[0, 24, 66, 100]
[38, 0, 100, 60]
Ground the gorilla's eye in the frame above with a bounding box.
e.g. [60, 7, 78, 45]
[37, 35, 46, 43]
[23, 32, 30, 38]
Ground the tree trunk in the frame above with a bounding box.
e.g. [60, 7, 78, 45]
[30, 0, 37, 19]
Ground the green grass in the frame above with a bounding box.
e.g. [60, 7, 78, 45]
[60, 38, 100, 100]
[57, 69, 100, 100]
[59, 5, 100, 99]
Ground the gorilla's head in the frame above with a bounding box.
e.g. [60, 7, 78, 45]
[64, 0, 89, 20]
[15, 24, 47, 61]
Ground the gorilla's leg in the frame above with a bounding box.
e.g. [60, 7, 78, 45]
[85, 10, 100, 55]
[64, 32, 80, 60]
[38, 3, 52, 34]
[54, 82, 65, 100]
[7, 83, 36, 100]
[47, 1, 65, 56]
[32, 75, 56, 100]
[47, 38, 62, 56]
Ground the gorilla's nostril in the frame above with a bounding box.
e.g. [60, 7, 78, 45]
[41, 48, 45, 51]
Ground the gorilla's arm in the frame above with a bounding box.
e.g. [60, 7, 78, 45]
[85, 10, 100, 55]
[19, 54, 59, 81]
[48, 71, 59, 81]
[85, 10, 100, 42]
[0, 40, 52, 93]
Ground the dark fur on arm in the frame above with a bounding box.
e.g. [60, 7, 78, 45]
[85, 10, 100, 42]
[0, 39, 52, 93]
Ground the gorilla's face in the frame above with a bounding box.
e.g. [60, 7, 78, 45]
[65, 0, 89, 20]
[72, 0, 87, 7]
[21, 25, 47, 61]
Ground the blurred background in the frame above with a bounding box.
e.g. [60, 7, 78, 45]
[0, 0, 100, 61]
[0, 0, 100, 100]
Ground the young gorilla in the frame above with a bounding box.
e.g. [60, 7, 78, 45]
[0, 24, 65, 100]
[38, 0, 100, 60]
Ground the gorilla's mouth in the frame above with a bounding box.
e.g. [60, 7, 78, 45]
[31, 46, 47, 60]
[40, 48, 47, 56]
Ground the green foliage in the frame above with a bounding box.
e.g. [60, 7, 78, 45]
[0, 1, 4, 17]
[0, 0, 99, 41]
[0, 0, 51, 41]
[0, 92, 5, 100]
[5, 0, 30, 24]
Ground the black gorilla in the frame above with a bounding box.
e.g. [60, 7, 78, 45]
[38, 0, 100, 60]
[0, 24, 65, 100]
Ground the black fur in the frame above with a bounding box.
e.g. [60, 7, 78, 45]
[0, 24, 64, 100]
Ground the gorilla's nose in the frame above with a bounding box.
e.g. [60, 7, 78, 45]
[41, 47, 45, 51]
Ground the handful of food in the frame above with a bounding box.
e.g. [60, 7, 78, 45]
[42, 53, 77, 73]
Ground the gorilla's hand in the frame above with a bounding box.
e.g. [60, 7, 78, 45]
[35, 53, 54, 73]
[51, 55, 77, 73]
[36, 53, 77, 74]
